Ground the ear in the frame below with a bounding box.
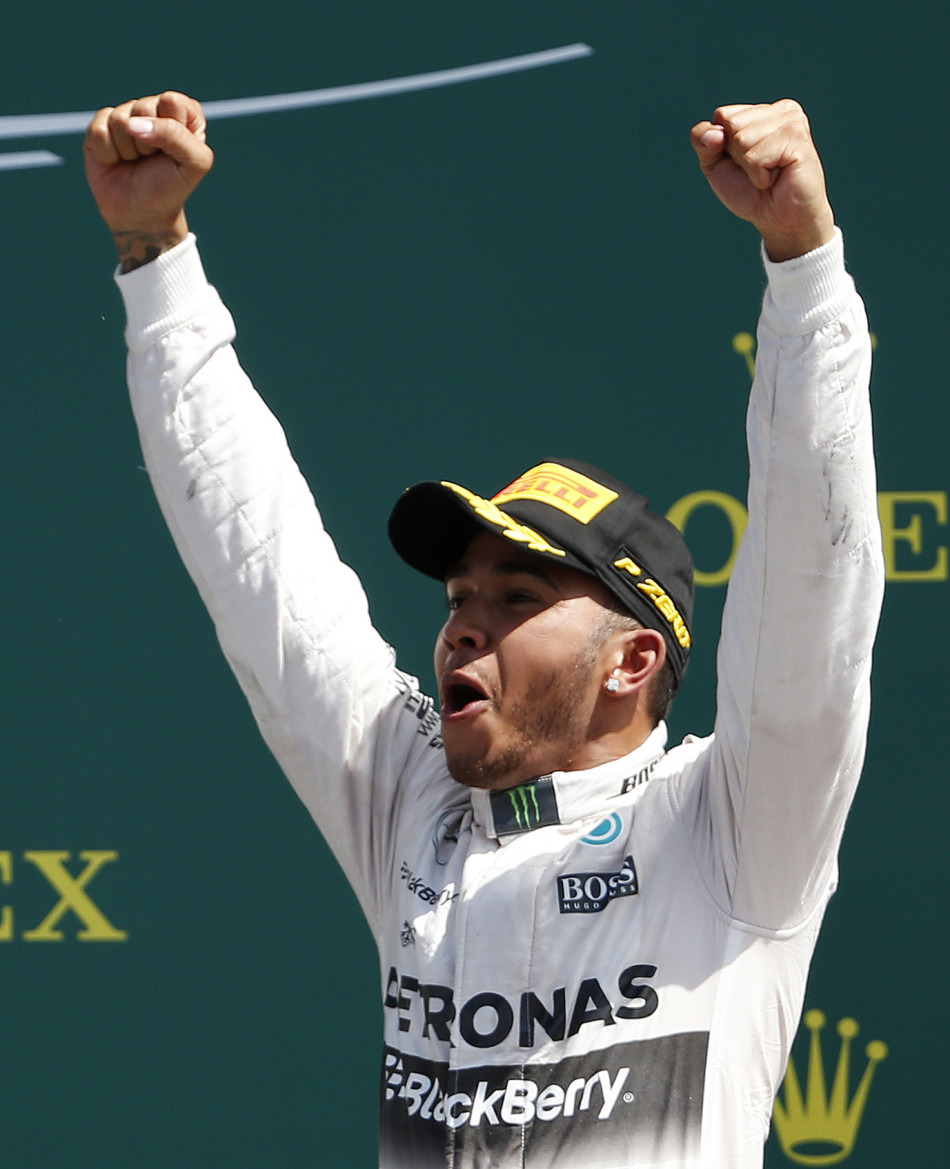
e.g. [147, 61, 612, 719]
[603, 627, 667, 697]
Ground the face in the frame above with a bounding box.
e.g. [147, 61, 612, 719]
[434, 530, 616, 790]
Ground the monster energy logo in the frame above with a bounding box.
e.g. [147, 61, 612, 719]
[490, 777, 560, 837]
[509, 784, 541, 829]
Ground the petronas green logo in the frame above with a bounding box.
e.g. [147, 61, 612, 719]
[509, 783, 542, 830]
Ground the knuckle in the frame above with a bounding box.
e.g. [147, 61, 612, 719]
[87, 110, 113, 138]
[778, 98, 810, 132]
[732, 126, 755, 152]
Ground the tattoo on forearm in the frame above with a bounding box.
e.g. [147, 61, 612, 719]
[113, 231, 181, 274]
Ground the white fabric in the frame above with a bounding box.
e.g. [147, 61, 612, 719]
[118, 229, 883, 1167]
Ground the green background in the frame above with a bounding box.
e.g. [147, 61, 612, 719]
[2, 2, 946, 1164]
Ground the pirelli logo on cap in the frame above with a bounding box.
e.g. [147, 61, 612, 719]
[492, 462, 619, 524]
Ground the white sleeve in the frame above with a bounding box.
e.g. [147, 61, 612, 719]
[118, 235, 447, 931]
[688, 229, 885, 931]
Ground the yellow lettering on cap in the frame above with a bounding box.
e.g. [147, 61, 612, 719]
[492, 462, 618, 524]
[442, 482, 567, 559]
[637, 579, 692, 648]
[613, 556, 643, 577]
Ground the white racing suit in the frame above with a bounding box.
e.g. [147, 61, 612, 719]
[118, 229, 883, 1168]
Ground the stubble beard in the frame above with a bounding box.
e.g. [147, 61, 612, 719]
[444, 648, 599, 790]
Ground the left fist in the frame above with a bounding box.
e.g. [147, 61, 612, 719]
[691, 99, 835, 261]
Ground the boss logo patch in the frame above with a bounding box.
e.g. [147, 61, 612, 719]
[557, 855, 638, 914]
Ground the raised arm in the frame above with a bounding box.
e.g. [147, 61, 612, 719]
[688, 101, 884, 929]
[85, 96, 443, 928]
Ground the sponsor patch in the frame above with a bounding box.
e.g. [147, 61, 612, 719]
[490, 776, 560, 836]
[400, 860, 459, 907]
[492, 462, 619, 524]
[431, 806, 468, 865]
[383, 961, 658, 1047]
[384, 1048, 630, 1124]
[379, 1033, 708, 1166]
[615, 756, 661, 796]
[403, 689, 442, 738]
[612, 549, 692, 649]
[581, 813, 623, 846]
[558, 855, 638, 914]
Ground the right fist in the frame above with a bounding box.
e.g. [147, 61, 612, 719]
[84, 91, 213, 269]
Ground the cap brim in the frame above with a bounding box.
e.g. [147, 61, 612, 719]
[388, 481, 488, 581]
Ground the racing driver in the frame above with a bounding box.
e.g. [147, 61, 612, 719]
[84, 92, 884, 1167]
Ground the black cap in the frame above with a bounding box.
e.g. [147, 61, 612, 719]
[388, 459, 694, 685]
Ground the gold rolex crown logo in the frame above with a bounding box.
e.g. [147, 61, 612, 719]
[773, 1009, 887, 1166]
[732, 331, 757, 379]
[732, 332, 877, 381]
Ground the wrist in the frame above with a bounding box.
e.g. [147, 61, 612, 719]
[111, 212, 189, 273]
[760, 215, 836, 263]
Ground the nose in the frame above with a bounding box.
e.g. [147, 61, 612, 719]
[441, 602, 489, 652]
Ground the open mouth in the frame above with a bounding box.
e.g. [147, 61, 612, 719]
[441, 675, 491, 718]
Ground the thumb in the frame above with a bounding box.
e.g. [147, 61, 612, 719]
[690, 122, 726, 173]
[127, 114, 213, 183]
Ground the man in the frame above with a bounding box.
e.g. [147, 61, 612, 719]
[85, 94, 883, 1167]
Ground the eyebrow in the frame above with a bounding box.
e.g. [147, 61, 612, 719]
[445, 559, 561, 590]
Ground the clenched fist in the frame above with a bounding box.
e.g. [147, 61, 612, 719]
[691, 99, 835, 261]
[85, 91, 213, 272]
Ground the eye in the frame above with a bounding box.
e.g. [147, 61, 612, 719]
[446, 593, 467, 612]
[505, 590, 538, 606]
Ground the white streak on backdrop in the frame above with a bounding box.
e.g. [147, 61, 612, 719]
[0, 151, 64, 171]
[0, 44, 593, 170]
